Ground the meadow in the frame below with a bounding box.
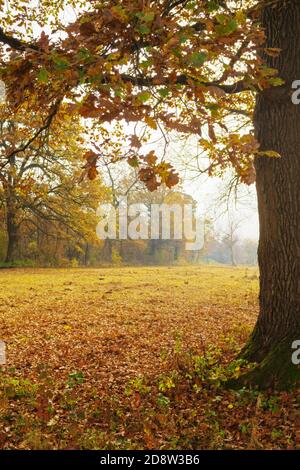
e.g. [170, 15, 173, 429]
[0, 266, 298, 449]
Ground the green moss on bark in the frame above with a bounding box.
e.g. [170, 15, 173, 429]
[227, 337, 300, 391]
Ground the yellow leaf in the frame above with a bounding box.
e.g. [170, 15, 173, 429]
[257, 150, 281, 158]
[145, 116, 157, 130]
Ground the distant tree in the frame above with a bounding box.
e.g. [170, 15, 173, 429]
[235, 239, 258, 266]
[0, 107, 106, 263]
[221, 217, 241, 267]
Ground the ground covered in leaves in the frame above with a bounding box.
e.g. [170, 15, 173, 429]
[0, 266, 299, 449]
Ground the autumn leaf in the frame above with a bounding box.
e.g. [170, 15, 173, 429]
[87, 166, 98, 180]
[130, 135, 142, 149]
[79, 21, 96, 36]
[144, 150, 157, 166]
[145, 116, 157, 130]
[257, 150, 281, 158]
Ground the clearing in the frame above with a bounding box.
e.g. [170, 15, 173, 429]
[0, 266, 298, 449]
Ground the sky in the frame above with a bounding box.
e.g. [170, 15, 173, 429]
[159, 137, 259, 242]
[184, 173, 259, 241]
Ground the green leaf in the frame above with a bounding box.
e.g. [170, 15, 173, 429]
[137, 91, 152, 103]
[207, 0, 221, 12]
[186, 1, 197, 10]
[140, 59, 153, 69]
[135, 11, 155, 23]
[52, 54, 70, 71]
[111, 5, 128, 22]
[114, 87, 124, 98]
[128, 155, 139, 168]
[38, 67, 48, 83]
[179, 34, 188, 44]
[158, 88, 170, 98]
[136, 24, 151, 35]
[189, 52, 206, 67]
[215, 16, 238, 36]
[77, 48, 92, 63]
[216, 14, 227, 23]
[142, 12, 155, 23]
[268, 77, 284, 86]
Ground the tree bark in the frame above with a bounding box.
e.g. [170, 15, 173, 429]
[238, 0, 300, 389]
[84, 242, 90, 266]
[102, 238, 112, 263]
[230, 243, 236, 267]
[5, 200, 19, 263]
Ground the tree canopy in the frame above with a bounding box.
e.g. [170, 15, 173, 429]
[0, 0, 283, 191]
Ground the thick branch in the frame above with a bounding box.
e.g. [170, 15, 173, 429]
[0, 27, 39, 52]
[6, 99, 61, 160]
[119, 73, 252, 94]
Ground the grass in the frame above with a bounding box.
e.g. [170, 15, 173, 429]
[0, 265, 298, 449]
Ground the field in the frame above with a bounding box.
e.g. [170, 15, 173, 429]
[0, 266, 298, 449]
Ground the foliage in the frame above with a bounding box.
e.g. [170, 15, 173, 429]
[0, 105, 108, 263]
[0, 265, 298, 449]
[0, 0, 284, 191]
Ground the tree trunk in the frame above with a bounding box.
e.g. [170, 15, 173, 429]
[149, 239, 159, 258]
[238, 0, 300, 389]
[84, 242, 90, 266]
[102, 238, 112, 263]
[230, 243, 236, 267]
[5, 201, 19, 263]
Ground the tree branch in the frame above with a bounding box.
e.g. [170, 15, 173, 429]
[119, 73, 252, 94]
[0, 27, 39, 52]
[5, 99, 62, 160]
